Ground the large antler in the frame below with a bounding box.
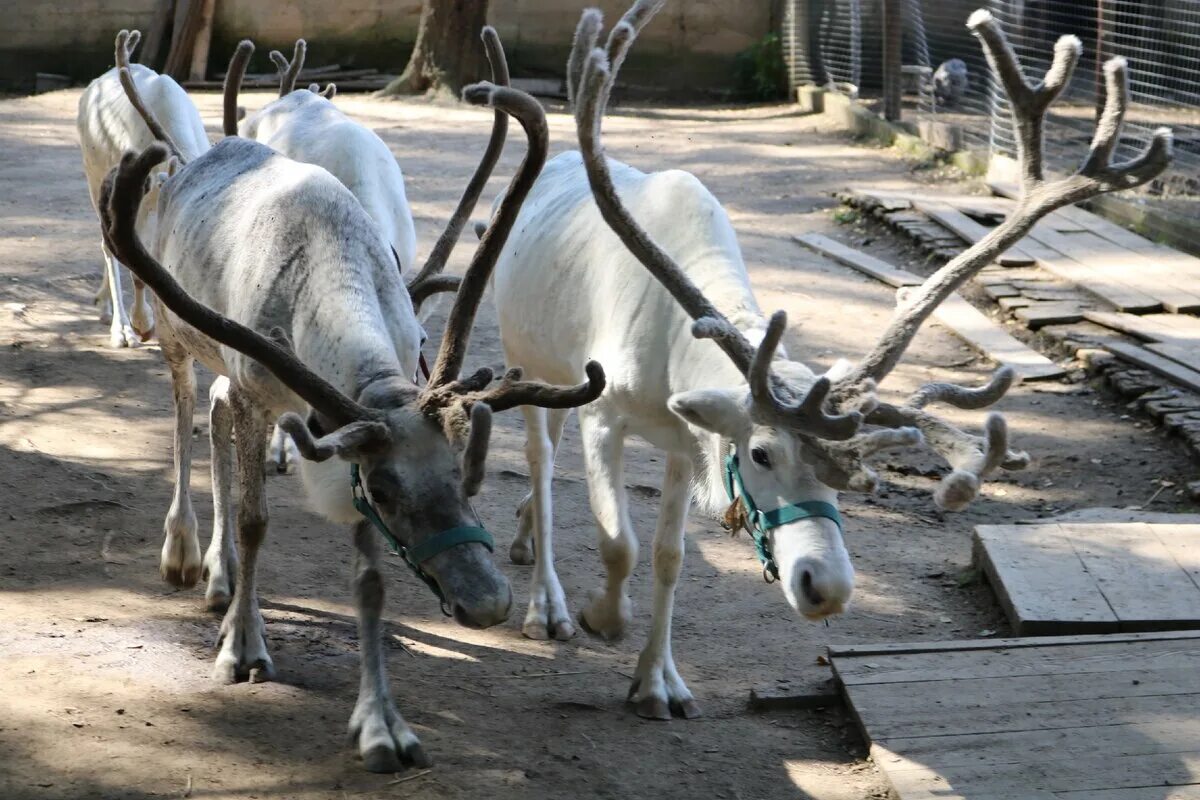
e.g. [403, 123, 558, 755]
[570, 1, 861, 441]
[404, 26, 512, 311]
[816, 9, 1172, 509]
[418, 80, 605, 415]
[114, 28, 185, 163]
[269, 39, 307, 97]
[223, 40, 254, 137]
[102, 144, 379, 429]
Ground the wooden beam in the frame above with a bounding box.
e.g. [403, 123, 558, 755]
[794, 233, 922, 288]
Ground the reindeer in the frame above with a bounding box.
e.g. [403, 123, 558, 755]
[77, 30, 208, 348]
[102, 38, 604, 770]
[489, 1, 1171, 719]
[238, 38, 500, 310]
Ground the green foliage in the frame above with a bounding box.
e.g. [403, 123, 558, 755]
[734, 33, 787, 101]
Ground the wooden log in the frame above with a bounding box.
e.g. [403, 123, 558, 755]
[140, 0, 177, 70]
[162, 0, 206, 81]
[187, 0, 217, 82]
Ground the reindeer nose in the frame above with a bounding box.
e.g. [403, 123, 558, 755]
[792, 558, 853, 619]
[800, 570, 824, 606]
[451, 582, 513, 629]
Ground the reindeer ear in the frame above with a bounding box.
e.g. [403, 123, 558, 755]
[668, 390, 748, 438]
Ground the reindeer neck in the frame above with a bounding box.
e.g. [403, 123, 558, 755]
[290, 289, 414, 401]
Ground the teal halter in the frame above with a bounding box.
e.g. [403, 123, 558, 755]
[351, 464, 494, 614]
[722, 451, 843, 583]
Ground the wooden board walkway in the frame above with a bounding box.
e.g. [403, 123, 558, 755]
[794, 233, 1066, 380]
[848, 184, 1200, 314]
[830, 631, 1200, 799]
[975, 520, 1200, 635]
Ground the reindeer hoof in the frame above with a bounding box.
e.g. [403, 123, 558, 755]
[509, 538, 535, 565]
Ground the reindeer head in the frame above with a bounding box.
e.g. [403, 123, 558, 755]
[570, 2, 1170, 620]
[103, 75, 605, 628]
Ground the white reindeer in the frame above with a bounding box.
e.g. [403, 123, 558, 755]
[241, 38, 502, 309]
[77, 30, 209, 347]
[102, 37, 604, 770]
[491, 1, 1171, 718]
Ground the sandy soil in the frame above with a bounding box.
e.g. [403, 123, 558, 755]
[0, 89, 1195, 800]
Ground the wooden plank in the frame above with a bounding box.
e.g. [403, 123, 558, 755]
[880, 747, 1200, 798]
[1148, 342, 1200, 378]
[1028, 227, 1200, 313]
[974, 524, 1117, 636]
[1017, 235, 1160, 313]
[913, 199, 1035, 266]
[933, 296, 1066, 380]
[833, 636, 1200, 686]
[846, 665, 1200, 736]
[1060, 522, 1200, 631]
[794, 234, 1064, 379]
[1150, 523, 1200, 594]
[1105, 341, 1200, 394]
[1014, 302, 1086, 329]
[1058, 786, 1200, 799]
[1084, 310, 1185, 342]
[792, 233, 922, 288]
[885, 718, 1200, 769]
[861, 690, 1198, 741]
[827, 629, 1200, 659]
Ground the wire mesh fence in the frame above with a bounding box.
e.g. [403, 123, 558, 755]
[783, 0, 1200, 208]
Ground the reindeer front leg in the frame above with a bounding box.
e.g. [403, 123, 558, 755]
[348, 520, 430, 772]
[629, 452, 699, 719]
[213, 390, 274, 683]
[578, 411, 637, 640]
[518, 406, 575, 640]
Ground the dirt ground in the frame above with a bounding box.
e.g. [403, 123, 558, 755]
[1, 88, 1196, 800]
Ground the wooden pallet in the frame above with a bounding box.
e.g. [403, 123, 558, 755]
[830, 630, 1200, 799]
[975, 519, 1200, 635]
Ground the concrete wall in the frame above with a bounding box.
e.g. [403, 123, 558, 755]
[0, 0, 775, 95]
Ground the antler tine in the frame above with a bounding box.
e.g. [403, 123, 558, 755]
[742, 311, 862, 440]
[223, 40, 254, 137]
[461, 403, 492, 496]
[115, 30, 141, 69]
[834, 10, 1170, 399]
[270, 39, 307, 97]
[969, 10, 1080, 188]
[459, 362, 607, 414]
[117, 68, 184, 161]
[408, 274, 462, 308]
[405, 26, 510, 310]
[105, 144, 377, 428]
[422, 81, 548, 391]
[907, 366, 1015, 410]
[320, 82, 336, 99]
[566, 9, 603, 106]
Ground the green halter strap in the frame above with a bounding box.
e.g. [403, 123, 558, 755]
[722, 451, 843, 583]
[351, 464, 494, 614]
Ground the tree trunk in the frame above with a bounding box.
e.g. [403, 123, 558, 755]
[377, 0, 490, 98]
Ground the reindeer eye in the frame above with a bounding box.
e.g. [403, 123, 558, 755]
[751, 446, 771, 468]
